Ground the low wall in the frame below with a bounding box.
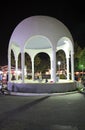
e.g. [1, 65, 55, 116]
[8, 81, 77, 93]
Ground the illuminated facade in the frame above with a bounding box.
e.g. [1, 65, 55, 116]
[8, 15, 74, 83]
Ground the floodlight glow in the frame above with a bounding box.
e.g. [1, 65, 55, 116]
[58, 61, 61, 65]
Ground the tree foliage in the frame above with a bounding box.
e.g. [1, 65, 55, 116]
[74, 42, 82, 71]
[78, 48, 85, 71]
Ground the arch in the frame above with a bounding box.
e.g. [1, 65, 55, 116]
[56, 50, 67, 79]
[24, 35, 52, 50]
[34, 52, 50, 72]
[11, 49, 15, 66]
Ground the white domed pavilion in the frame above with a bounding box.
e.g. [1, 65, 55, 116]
[8, 15, 75, 92]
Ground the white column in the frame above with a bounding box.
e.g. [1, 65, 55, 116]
[66, 57, 70, 80]
[21, 50, 25, 83]
[71, 52, 74, 81]
[8, 49, 11, 82]
[32, 57, 34, 80]
[51, 47, 56, 82]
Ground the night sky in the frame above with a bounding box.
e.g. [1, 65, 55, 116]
[0, 2, 85, 66]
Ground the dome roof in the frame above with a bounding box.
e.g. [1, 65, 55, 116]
[9, 15, 73, 49]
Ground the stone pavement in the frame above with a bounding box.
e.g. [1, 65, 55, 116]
[0, 91, 85, 129]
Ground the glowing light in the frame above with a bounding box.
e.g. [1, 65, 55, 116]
[58, 61, 61, 65]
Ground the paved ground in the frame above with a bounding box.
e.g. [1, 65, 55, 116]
[0, 92, 85, 130]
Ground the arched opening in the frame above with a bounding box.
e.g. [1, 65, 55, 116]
[56, 50, 66, 79]
[18, 53, 21, 69]
[11, 50, 16, 80]
[25, 53, 32, 80]
[34, 52, 50, 81]
[11, 50, 15, 67]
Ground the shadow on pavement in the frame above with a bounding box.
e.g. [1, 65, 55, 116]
[0, 96, 50, 125]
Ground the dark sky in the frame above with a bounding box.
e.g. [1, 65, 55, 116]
[0, 2, 85, 65]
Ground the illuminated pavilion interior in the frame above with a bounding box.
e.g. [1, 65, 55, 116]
[7, 15, 75, 92]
